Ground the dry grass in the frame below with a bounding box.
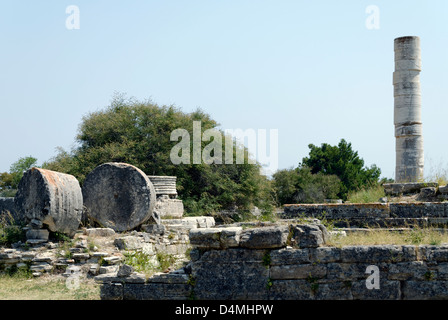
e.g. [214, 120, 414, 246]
[327, 227, 448, 247]
[0, 274, 101, 300]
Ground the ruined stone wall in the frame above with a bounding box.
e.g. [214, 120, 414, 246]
[282, 202, 448, 227]
[99, 223, 448, 300]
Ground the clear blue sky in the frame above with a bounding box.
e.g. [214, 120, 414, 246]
[1, 1, 447, 179]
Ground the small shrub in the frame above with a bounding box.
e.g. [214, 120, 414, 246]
[156, 252, 177, 272]
[123, 250, 155, 273]
[0, 220, 26, 246]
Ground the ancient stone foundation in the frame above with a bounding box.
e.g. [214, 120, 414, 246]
[98, 223, 448, 300]
[282, 202, 448, 228]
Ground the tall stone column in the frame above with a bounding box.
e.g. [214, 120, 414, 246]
[393, 36, 424, 182]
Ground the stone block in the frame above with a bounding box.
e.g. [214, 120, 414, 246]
[270, 248, 310, 265]
[189, 228, 222, 249]
[390, 202, 446, 218]
[26, 229, 49, 241]
[113, 236, 153, 254]
[313, 282, 354, 300]
[199, 248, 265, 263]
[85, 228, 116, 237]
[123, 283, 191, 300]
[310, 247, 342, 263]
[292, 224, 326, 248]
[269, 280, 314, 300]
[192, 259, 269, 300]
[220, 227, 242, 248]
[341, 245, 410, 263]
[418, 245, 448, 262]
[239, 226, 289, 249]
[387, 261, 429, 281]
[402, 281, 448, 300]
[384, 182, 438, 196]
[326, 262, 379, 281]
[270, 263, 327, 280]
[147, 272, 190, 284]
[153, 197, 184, 219]
[351, 280, 401, 300]
[100, 283, 123, 300]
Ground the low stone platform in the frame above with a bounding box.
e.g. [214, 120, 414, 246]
[282, 202, 448, 227]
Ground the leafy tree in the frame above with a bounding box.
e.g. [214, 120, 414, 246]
[0, 156, 38, 197]
[272, 165, 340, 205]
[43, 94, 274, 215]
[301, 139, 381, 199]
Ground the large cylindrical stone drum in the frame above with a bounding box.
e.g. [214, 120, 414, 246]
[14, 168, 83, 236]
[82, 163, 159, 232]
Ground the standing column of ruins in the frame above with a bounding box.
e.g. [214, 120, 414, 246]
[393, 36, 424, 182]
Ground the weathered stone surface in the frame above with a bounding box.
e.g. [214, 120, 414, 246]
[85, 228, 116, 237]
[114, 236, 153, 254]
[220, 227, 242, 248]
[123, 283, 190, 300]
[270, 263, 327, 280]
[418, 245, 448, 262]
[387, 261, 429, 281]
[0, 197, 22, 224]
[147, 272, 189, 284]
[420, 187, 437, 198]
[117, 264, 134, 277]
[310, 247, 342, 263]
[153, 196, 184, 219]
[147, 176, 178, 196]
[192, 259, 269, 300]
[270, 248, 310, 265]
[199, 248, 265, 263]
[390, 202, 446, 218]
[82, 163, 158, 232]
[351, 280, 401, 300]
[402, 281, 448, 300]
[26, 229, 49, 241]
[292, 224, 327, 248]
[341, 245, 413, 263]
[239, 226, 289, 249]
[161, 216, 215, 229]
[100, 283, 123, 300]
[189, 228, 222, 249]
[313, 282, 354, 300]
[384, 183, 438, 196]
[439, 185, 448, 194]
[282, 203, 389, 220]
[14, 168, 83, 236]
[269, 280, 314, 300]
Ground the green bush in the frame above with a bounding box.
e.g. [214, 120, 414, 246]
[302, 139, 381, 200]
[272, 166, 340, 205]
